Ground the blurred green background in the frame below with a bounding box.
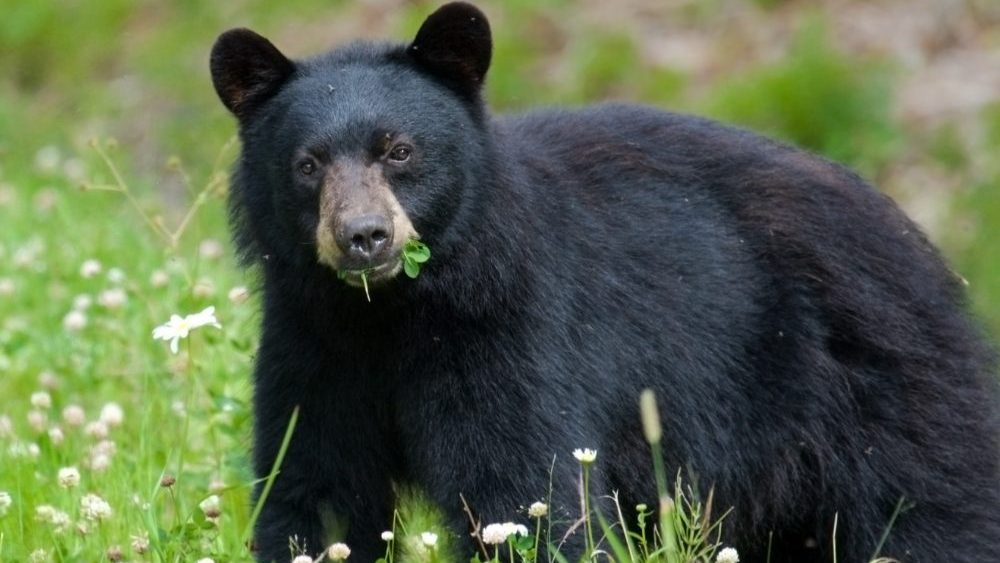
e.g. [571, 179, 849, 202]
[2, 0, 998, 332]
[0, 0, 998, 560]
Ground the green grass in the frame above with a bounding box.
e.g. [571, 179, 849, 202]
[0, 1, 996, 561]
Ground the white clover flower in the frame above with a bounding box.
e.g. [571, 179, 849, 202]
[528, 501, 548, 518]
[29, 549, 49, 563]
[508, 522, 529, 537]
[63, 310, 87, 331]
[73, 294, 93, 310]
[48, 426, 65, 445]
[105, 546, 123, 561]
[131, 533, 150, 554]
[107, 267, 125, 284]
[92, 439, 117, 458]
[27, 410, 46, 432]
[27, 443, 41, 458]
[327, 542, 351, 560]
[30, 391, 52, 410]
[34, 189, 58, 212]
[38, 371, 59, 389]
[482, 523, 510, 545]
[8, 442, 30, 457]
[63, 158, 86, 181]
[80, 493, 113, 521]
[149, 270, 169, 288]
[292, 556, 313, 563]
[85, 420, 109, 440]
[0, 415, 11, 437]
[572, 448, 597, 464]
[99, 402, 124, 427]
[90, 453, 111, 472]
[420, 532, 438, 547]
[199, 495, 221, 518]
[716, 547, 739, 563]
[192, 278, 216, 298]
[98, 288, 127, 309]
[14, 243, 41, 269]
[80, 259, 102, 278]
[171, 400, 186, 417]
[0, 491, 12, 516]
[195, 559, 215, 563]
[62, 405, 86, 426]
[58, 466, 80, 488]
[35, 504, 56, 521]
[36, 505, 71, 532]
[35, 145, 61, 172]
[152, 306, 222, 354]
[381, 531, 394, 541]
[50, 509, 71, 532]
[0, 278, 14, 296]
[199, 239, 224, 259]
[0, 184, 13, 206]
[228, 286, 250, 304]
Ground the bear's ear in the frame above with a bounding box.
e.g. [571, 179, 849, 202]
[210, 28, 295, 121]
[407, 2, 492, 99]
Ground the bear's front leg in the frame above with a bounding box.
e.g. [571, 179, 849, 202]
[250, 312, 396, 562]
[251, 397, 396, 563]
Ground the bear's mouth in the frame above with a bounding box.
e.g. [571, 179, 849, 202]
[337, 258, 403, 288]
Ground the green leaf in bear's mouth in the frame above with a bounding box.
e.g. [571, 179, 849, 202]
[402, 238, 431, 279]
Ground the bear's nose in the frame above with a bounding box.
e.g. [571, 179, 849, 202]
[338, 214, 393, 262]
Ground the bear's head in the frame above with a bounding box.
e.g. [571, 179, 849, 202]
[210, 2, 492, 289]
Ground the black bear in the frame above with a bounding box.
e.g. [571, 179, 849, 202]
[210, 3, 1000, 562]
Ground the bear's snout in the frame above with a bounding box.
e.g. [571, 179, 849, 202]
[337, 213, 394, 263]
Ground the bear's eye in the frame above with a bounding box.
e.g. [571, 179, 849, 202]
[297, 159, 317, 176]
[388, 144, 412, 162]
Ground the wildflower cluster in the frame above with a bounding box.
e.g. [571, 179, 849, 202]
[482, 521, 529, 545]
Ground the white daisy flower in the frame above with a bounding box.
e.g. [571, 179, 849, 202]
[152, 306, 222, 354]
[573, 448, 597, 464]
[421, 532, 438, 547]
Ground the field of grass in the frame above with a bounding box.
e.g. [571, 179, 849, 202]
[0, 1, 997, 561]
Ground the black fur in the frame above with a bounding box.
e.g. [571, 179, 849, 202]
[211, 3, 1000, 562]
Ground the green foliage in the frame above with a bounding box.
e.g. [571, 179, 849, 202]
[705, 18, 900, 178]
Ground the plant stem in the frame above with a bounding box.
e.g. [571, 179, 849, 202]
[533, 517, 542, 563]
[650, 440, 680, 563]
[243, 406, 300, 541]
[582, 465, 595, 557]
[91, 141, 173, 244]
